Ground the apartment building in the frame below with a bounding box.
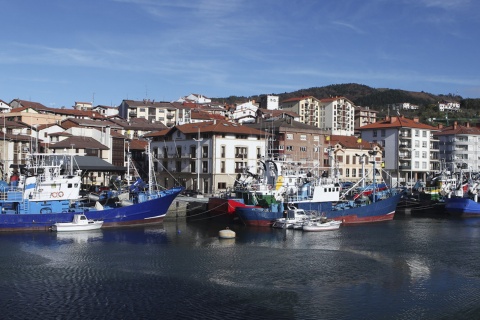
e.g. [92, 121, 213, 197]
[358, 115, 440, 186]
[434, 122, 480, 173]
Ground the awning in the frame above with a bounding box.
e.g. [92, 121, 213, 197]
[72, 156, 127, 173]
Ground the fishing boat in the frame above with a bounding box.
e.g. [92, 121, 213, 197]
[444, 177, 480, 217]
[0, 146, 183, 232]
[51, 214, 103, 232]
[235, 151, 402, 226]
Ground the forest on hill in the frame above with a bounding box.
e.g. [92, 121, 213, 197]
[212, 83, 480, 125]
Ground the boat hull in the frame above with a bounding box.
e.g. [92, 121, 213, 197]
[445, 197, 480, 217]
[53, 221, 103, 232]
[0, 187, 183, 232]
[236, 194, 401, 227]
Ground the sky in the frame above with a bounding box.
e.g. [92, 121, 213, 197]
[1, 0, 479, 108]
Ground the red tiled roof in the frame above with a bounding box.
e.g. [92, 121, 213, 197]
[326, 135, 373, 149]
[434, 123, 480, 136]
[357, 116, 438, 131]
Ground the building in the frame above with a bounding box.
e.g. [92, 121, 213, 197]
[319, 97, 355, 136]
[354, 106, 377, 132]
[280, 96, 322, 128]
[434, 122, 480, 173]
[145, 119, 268, 194]
[358, 115, 439, 187]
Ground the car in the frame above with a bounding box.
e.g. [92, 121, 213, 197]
[341, 182, 354, 189]
[181, 189, 202, 197]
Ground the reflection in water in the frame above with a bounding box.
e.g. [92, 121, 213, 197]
[55, 230, 103, 243]
[1, 217, 480, 319]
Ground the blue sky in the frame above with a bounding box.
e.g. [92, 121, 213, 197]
[1, 0, 479, 108]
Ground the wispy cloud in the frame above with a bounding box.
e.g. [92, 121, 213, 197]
[332, 21, 366, 35]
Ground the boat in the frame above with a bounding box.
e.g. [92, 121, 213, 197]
[271, 205, 316, 229]
[0, 145, 184, 232]
[235, 150, 402, 226]
[302, 219, 342, 232]
[51, 214, 103, 232]
[443, 168, 480, 217]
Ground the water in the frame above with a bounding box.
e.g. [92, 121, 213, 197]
[1, 215, 480, 320]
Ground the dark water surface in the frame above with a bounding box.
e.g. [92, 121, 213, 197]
[1, 214, 480, 320]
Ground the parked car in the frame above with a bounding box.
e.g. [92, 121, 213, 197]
[181, 189, 202, 197]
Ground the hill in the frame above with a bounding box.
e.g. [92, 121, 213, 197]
[213, 83, 466, 108]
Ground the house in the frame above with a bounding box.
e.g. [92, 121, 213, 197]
[438, 100, 460, 112]
[145, 119, 268, 194]
[325, 135, 380, 184]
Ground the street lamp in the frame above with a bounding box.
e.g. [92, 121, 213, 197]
[313, 144, 321, 177]
[355, 153, 367, 188]
[193, 128, 203, 194]
[410, 148, 416, 193]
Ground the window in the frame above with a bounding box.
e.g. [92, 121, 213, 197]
[352, 169, 356, 178]
[422, 151, 427, 158]
[218, 182, 227, 189]
[202, 161, 208, 173]
[300, 146, 306, 152]
[422, 131, 427, 138]
[286, 134, 293, 140]
[221, 161, 225, 173]
[286, 146, 293, 151]
[381, 129, 386, 137]
[415, 129, 419, 137]
[345, 168, 350, 177]
[300, 135, 306, 141]
[373, 130, 377, 137]
[221, 146, 225, 158]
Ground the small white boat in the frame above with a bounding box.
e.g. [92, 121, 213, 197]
[52, 214, 103, 232]
[219, 227, 236, 239]
[302, 220, 342, 232]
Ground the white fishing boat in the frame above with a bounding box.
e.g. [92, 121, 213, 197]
[52, 214, 103, 232]
[302, 220, 342, 232]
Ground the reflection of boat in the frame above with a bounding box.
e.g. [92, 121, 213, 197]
[236, 149, 401, 226]
[302, 220, 341, 232]
[0, 146, 183, 231]
[55, 230, 103, 243]
[52, 214, 103, 232]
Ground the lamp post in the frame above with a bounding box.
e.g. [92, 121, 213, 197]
[410, 148, 416, 193]
[314, 144, 321, 177]
[355, 153, 366, 188]
[193, 128, 203, 194]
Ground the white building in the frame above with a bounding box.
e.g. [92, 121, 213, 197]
[358, 116, 440, 186]
[438, 101, 460, 112]
[319, 97, 355, 136]
[146, 119, 268, 194]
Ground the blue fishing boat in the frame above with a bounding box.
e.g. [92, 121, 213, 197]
[235, 156, 401, 227]
[0, 151, 183, 232]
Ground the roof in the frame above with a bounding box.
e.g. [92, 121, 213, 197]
[327, 135, 373, 149]
[357, 116, 438, 131]
[434, 123, 480, 136]
[50, 136, 109, 150]
[72, 156, 126, 172]
[145, 119, 268, 138]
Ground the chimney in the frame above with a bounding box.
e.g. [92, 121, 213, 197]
[466, 122, 470, 128]
[413, 116, 419, 123]
[454, 121, 458, 130]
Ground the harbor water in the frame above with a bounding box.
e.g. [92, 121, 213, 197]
[1, 214, 480, 319]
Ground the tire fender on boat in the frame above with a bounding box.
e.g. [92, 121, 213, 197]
[58, 191, 64, 197]
[51, 192, 58, 198]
